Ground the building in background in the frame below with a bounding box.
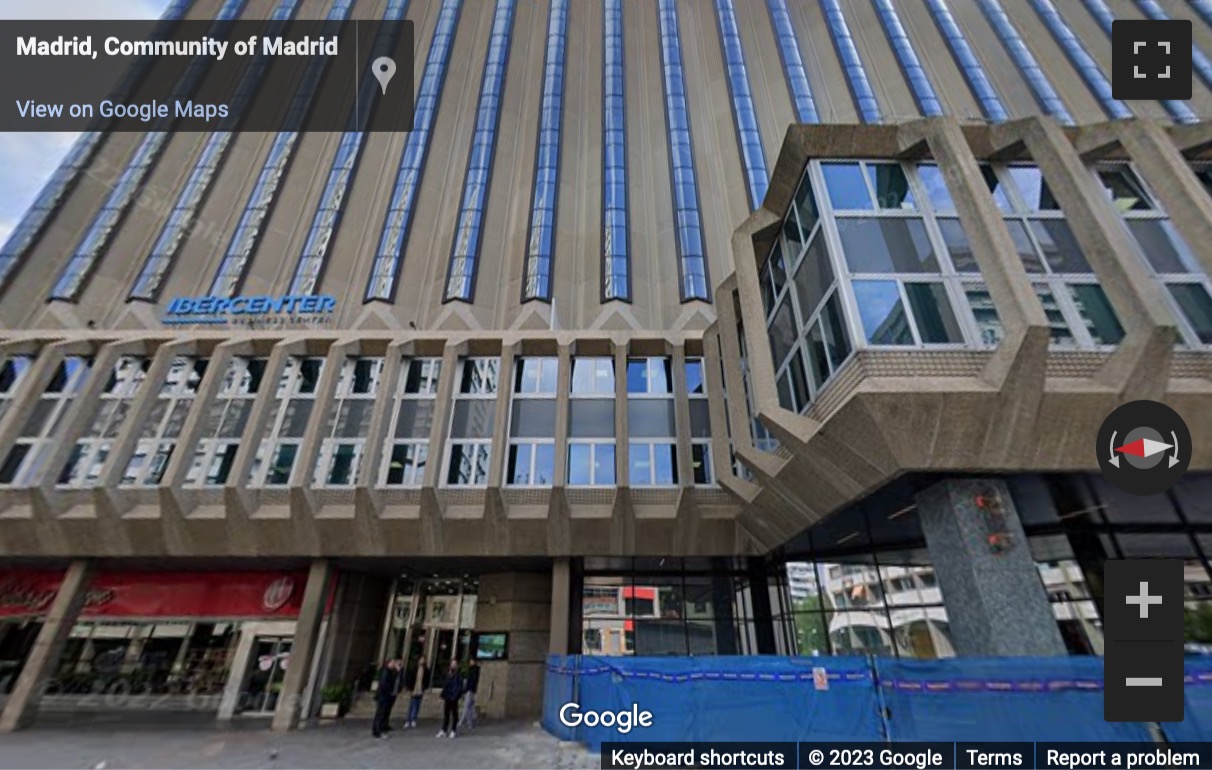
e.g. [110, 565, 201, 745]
[0, 0, 1211, 731]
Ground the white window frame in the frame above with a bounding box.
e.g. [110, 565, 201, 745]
[248, 356, 325, 488]
[685, 356, 714, 487]
[1099, 162, 1212, 348]
[59, 356, 149, 489]
[566, 440, 615, 487]
[380, 357, 441, 488]
[628, 440, 678, 487]
[314, 357, 383, 488]
[505, 356, 558, 488]
[185, 357, 265, 487]
[443, 357, 499, 488]
[0, 356, 89, 487]
[121, 356, 206, 487]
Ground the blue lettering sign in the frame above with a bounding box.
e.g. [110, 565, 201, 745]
[162, 294, 337, 325]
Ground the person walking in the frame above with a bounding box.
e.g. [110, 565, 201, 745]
[458, 659, 480, 731]
[371, 659, 400, 739]
[436, 661, 464, 738]
[403, 657, 428, 728]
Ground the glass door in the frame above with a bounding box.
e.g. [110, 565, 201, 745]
[240, 637, 292, 715]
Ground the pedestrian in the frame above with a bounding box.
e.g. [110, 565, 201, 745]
[403, 657, 428, 728]
[371, 659, 400, 739]
[458, 658, 480, 731]
[436, 660, 464, 738]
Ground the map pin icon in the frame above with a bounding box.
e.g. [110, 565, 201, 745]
[372, 57, 397, 95]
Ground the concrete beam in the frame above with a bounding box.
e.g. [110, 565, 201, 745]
[0, 559, 93, 732]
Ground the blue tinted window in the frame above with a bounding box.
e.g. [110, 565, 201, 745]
[602, 0, 630, 301]
[1027, 0, 1132, 121]
[975, 0, 1072, 124]
[1078, 0, 1197, 124]
[822, 163, 872, 210]
[852, 280, 914, 345]
[765, 0, 818, 123]
[714, 0, 769, 208]
[366, 0, 461, 302]
[820, 0, 881, 123]
[871, 0, 942, 117]
[290, 0, 410, 296]
[521, 0, 568, 302]
[51, 0, 249, 301]
[131, 0, 303, 301]
[445, 0, 515, 302]
[923, 0, 1007, 121]
[209, 0, 356, 297]
[658, 0, 710, 302]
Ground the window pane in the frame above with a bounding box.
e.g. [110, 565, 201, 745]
[572, 358, 613, 394]
[838, 219, 938, 273]
[1098, 168, 1152, 211]
[1034, 285, 1077, 346]
[852, 281, 914, 345]
[822, 294, 852, 368]
[793, 173, 819, 234]
[689, 400, 711, 438]
[596, 444, 616, 485]
[653, 444, 677, 485]
[460, 360, 498, 394]
[628, 443, 651, 485]
[786, 351, 810, 411]
[280, 401, 313, 437]
[822, 163, 872, 210]
[648, 359, 672, 394]
[1169, 283, 1212, 344]
[327, 444, 357, 485]
[450, 400, 496, 439]
[905, 283, 963, 344]
[981, 166, 1015, 212]
[1031, 221, 1090, 273]
[1129, 220, 1199, 274]
[267, 444, 297, 485]
[533, 444, 555, 485]
[568, 444, 592, 485]
[510, 400, 556, 438]
[867, 163, 914, 209]
[1068, 284, 1126, 345]
[628, 401, 676, 438]
[626, 360, 648, 393]
[508, 444, 533, 485]
[768, 301, 797, 365]
[965, 284, 1005, 347]
[917, 165, 953, 211]
[793, 233, 834, 318]
[447, 444, 489, 485]
[937, 219, 974, 273]
[395, 401, 435, 439]
[806, 322, 829, 389]
[1007, 167, 1060, 211]
[569, 399, 615, 438]
[692, 444, 712, 485]
[685, 360, 705, 395]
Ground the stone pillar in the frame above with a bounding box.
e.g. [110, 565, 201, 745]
[475, 571, 552, 720]
[0, 560, 94, 732]
[549, 558, 571, 655]
[917, 478, 1065, 656]
[271, 559, 333, 731]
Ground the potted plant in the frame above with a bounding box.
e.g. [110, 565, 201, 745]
[319, 682, 352, 719]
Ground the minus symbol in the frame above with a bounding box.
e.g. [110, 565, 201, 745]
[1125, 677, 1163, 687]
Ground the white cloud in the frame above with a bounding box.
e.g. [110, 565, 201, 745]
[0, 0, 169, 246]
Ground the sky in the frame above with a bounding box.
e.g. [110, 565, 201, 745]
[0, 0, 172, 247]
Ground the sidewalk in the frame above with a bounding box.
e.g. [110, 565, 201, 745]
[0, 717, 599, 769]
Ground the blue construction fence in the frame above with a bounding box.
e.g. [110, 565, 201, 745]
[542, 654, 1212, 750]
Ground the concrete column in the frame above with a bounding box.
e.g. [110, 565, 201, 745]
[0, 559, 94, 732]
[292, 339, 354, 489]
[549, 558, 571, 655]
[551, 344, 572, 486]
[161, 342, 237, 486]
[474, 571, 552, 720]
[917, 478, 1065, 656]
[671, 344, 694, 487]
[271, 559, 333, 731]
[99, 339, 190, 487]
[485, 344, 516, 488]
[356, 342, 407, 487]
[613, 343, 629, 486]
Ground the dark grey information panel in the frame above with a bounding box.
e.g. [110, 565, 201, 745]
[0, 20, 413, 132]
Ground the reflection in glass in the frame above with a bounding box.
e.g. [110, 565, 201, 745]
[1129, 220, 1198, 274]
[964, 284, 1004, 347]
[822, 163, 872, 210]
[1030, 221, 1090, 273]
[1007, 167, 1060, 211]
[852, 281, 913, 345]
[905, 283, 963, 344]
[867, 163, 914, 209]
[839, 219, 938, 273]
[1169, 284, 1212, 344]
[1068, 284, 1125, 345]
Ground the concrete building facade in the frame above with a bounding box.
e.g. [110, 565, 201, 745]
[1, 0, 1211, 730]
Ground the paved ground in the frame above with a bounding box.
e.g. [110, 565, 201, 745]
[0, 716, 600, 769]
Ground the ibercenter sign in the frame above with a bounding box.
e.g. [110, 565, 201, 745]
[164, 294, 337, 326]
